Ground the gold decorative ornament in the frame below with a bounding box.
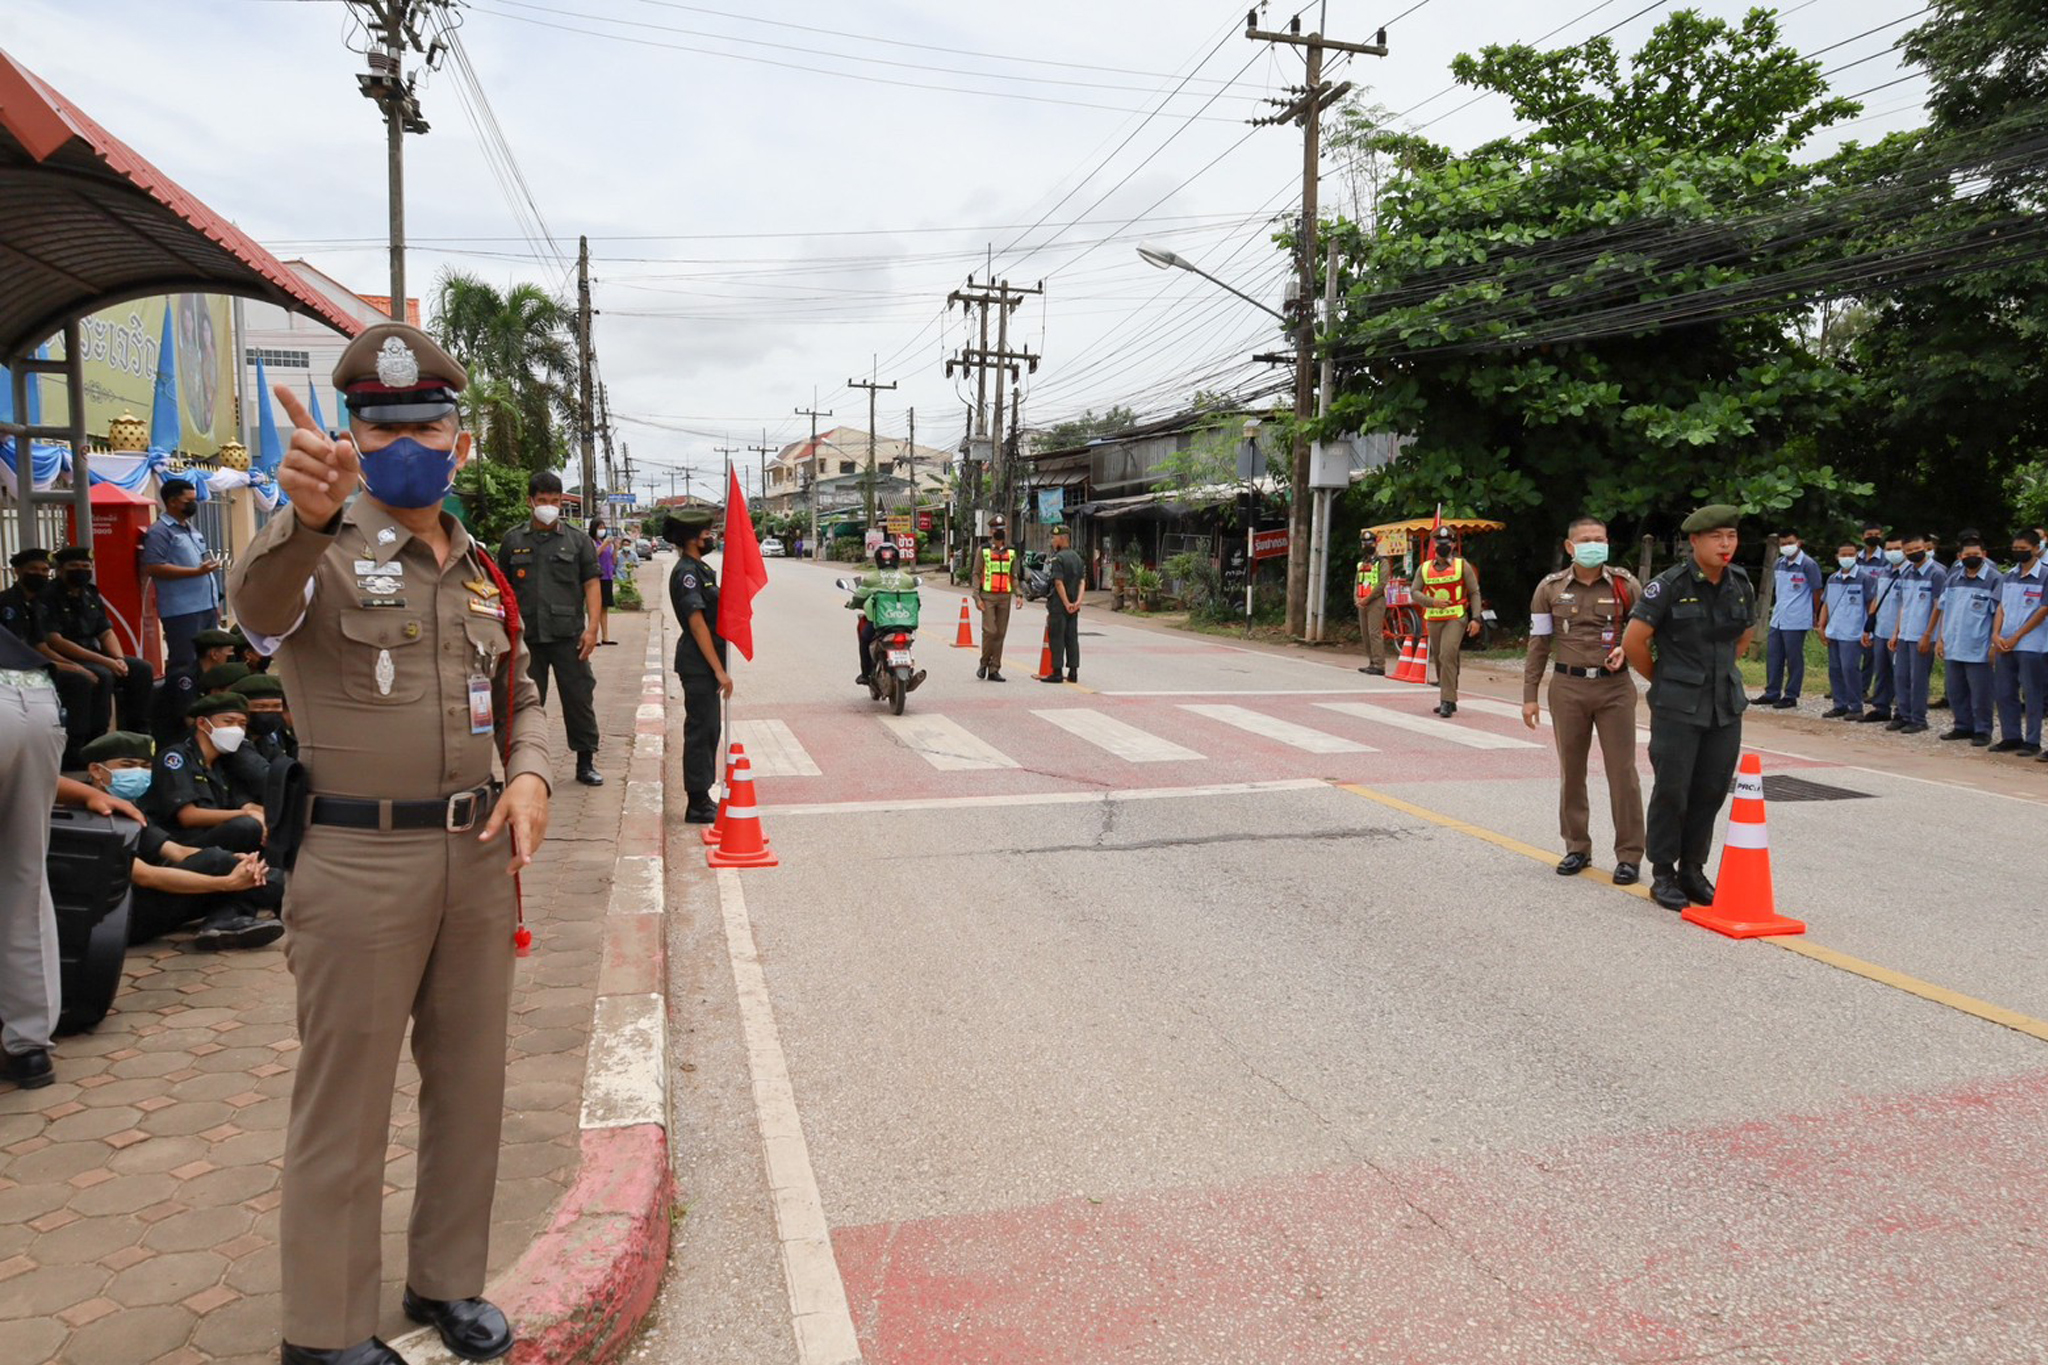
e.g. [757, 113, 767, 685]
[108, 412, 148, 452]
[217, 439, 250, 471]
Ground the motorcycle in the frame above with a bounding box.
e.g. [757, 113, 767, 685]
[837, 576, 925, 715]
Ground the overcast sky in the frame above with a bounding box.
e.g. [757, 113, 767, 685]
[10, 0, 1926, 491]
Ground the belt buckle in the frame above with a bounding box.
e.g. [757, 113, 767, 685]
[445, 789, 480, 833]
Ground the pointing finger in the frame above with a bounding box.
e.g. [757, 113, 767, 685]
[274, 384, 321, 435]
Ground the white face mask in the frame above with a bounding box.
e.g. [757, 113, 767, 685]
[533, 504, 562, 526]
[207, 723, 246, 754]
[1779, 542, 1799, 558]
[1884, 548, 1905, 565]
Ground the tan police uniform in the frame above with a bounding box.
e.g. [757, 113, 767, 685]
[977, 525, 1020, 678]
[1354, 542, 1392, 671]
[1419, 550, 1481, 706]
[228, 326, 551, 1351]
[1525, 564, 1645, 867]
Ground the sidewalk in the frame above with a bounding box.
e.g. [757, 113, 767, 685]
[0, 610, 672, 1365]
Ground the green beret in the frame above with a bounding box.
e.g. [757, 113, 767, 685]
[80, 731, 153, 764]
[229, 672, 284, 699]
[673, 506, 716, 530]
[227, 626, 251, 645]
[200, 662, 253, 692]
[194, 628, 238, 650]
[186, 691, 251, 720]
[52, 545, 93, 564]
[1681, 504, 1741, 534]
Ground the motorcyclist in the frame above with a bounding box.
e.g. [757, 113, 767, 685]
[847, 542, 925, 689]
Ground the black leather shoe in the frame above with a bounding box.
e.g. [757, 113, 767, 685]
[402, 1288, 514, 1362]
[1900, 721, 1929, 734]
[2, 1047, 54, 1089]
[987, 671, 1006, 683]
[1971, 733, 1992, 747]
[1988, 739, 2028, 753]
[575, 753, 605, 786]
[1884, 718, 1908, 731]
[1649, 873, 1689, 911]
[1612, 862, 1640, 886]
[1751, 694, 1780, 707]
[279, 1338, 406, 1365]
[683, 793, 717, 824]
[1820, 706, 1847, 719]
[1555, 852, 1591, 876]
[223, 916, 285, 951]
[1856, 709, 1891, 723]
[1772, 697, 1798, 709]
[1037, 673, 1061, 683]
[976, 665, 987, 680]
[1678, 868, 1717, 906]
[1067, 671, 1078, 683]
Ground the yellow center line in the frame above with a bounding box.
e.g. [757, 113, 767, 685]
[1334, 780, 2048, 1046]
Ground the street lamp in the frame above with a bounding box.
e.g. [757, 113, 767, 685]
[1136, 241, 1288, 322]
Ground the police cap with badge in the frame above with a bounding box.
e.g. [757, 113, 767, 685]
[336, 322, 467, 424]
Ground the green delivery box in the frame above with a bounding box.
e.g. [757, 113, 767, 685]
[870, 590, 920, 629]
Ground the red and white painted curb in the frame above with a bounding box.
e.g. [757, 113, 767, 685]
[395, 621, 672, 1365]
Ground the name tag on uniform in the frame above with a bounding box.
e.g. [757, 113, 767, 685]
[468, 672, 495, 734]
[359, 596, 407, 609]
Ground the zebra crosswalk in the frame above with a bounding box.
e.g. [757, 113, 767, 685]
[720, 695, 1564, 782]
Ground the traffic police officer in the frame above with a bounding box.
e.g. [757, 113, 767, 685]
[666, 505, 731, 823]
[1417, 527, 1481, 716]
[1354, 529, 1392, 675]
[976, 514, 1019, 682]
[230, 321, 550, 1365]
[1523, 515, 1644, 884]
[1623, 504, 1757, 913]
[496, 470, 604, 786]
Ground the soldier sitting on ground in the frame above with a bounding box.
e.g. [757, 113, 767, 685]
[153, 626, 241, 744]
[144, 691, 270, 853]
[231, 670, 299, 762]
[79, 730, 284, 951]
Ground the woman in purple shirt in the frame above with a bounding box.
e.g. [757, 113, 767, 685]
[594, 519, 618, 646]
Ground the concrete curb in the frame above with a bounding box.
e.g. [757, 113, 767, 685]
[394, 618, 672, 1365]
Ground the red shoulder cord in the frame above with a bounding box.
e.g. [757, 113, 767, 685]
[477, 551, 533, 957]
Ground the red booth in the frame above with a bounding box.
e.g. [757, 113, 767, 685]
[66, 479, 158, 664]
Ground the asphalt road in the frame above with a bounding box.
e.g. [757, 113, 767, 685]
[635, 554, 2048, 1365]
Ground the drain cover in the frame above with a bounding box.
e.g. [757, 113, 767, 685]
[1729, 774, 1875, 803]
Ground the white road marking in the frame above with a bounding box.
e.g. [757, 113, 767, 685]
[1460, 693, 1653, 743]
[880, 713, 1021, 771]
[1034, 708, 1202, 762]
[1316, 701, 1544, 750]
[733, 718, 823, 778]
[767, 777, 1329, 817]
[717, 868, 862, 1365]
[1099, 687, 1404, 697]
[1179, 703, 1376, 753]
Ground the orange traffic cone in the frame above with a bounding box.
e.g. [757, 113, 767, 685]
[1682, 753, 1805, 939]
[1391, 636, 1418, 683]
[702, 743, 740, 846]
[1036, 623, 1055, 680]
[1403, 634, 1432, 684]
[705, 754, 778, 868]
[952, 598, 975, 649]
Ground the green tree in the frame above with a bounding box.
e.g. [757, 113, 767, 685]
[1319, 9, 1872, 580]
[430, 272, 577, 474]
[1828, 0, 2047, 537]
[1031, 405, 1135, 453]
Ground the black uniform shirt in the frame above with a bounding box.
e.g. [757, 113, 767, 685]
[0, 584, 46, 650]
[41, 582, 113, 647]
[146, 735, 264, 825]
[668, 553, 724, 677]
[153, 661, 203, 740]
[1631, 559, 1757, 729]
[496, 523, 599, 644]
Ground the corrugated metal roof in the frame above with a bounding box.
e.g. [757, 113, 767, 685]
[0, 49, 363, 358]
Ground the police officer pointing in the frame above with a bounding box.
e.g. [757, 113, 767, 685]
[665, 506, 730, 824]
[230, 322, 550, 1365]
[1623, 505, 1757, 913]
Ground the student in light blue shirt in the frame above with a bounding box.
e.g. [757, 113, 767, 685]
[1887, 531, 1948, 733]
[1854, 521, 1888, 698]
[1756, 531, 1823, 708]
[1991, 529, 2048, 754]
[1858, 536, 1907, 723]
[1818, 542, 1874, 719]
[1933, 529, 2002, 745]
[140, 477, 221, 671]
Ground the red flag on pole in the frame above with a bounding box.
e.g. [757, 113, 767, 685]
[716, 465, 769, 661]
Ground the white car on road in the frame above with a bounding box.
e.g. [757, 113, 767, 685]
[760, 537, 786, 557]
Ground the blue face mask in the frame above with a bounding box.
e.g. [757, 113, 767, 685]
[359, 436, 457, 510]
[106, 768, 152, 801]
[1571, 541, 1609, 569]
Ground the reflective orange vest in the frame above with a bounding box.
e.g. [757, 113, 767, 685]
[981, 547, 1016, 594]
[1420, 556, 1468, 620]
[1355, 560, 1381, 602]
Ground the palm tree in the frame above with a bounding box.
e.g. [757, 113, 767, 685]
[430, 271, 578, 473]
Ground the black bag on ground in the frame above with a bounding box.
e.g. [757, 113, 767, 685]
[46, 809, 139, 1035]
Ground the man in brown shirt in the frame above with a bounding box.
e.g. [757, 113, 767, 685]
[1522, 514, 1645, 885]
[230, 322, 551, 1365]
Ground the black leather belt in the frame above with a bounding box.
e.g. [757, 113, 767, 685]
[1554, 663, 1625, 678]
[309, 783, 498, 832]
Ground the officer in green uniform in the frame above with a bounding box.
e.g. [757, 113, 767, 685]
[495, 471, 604, 786]
[665, 507, 731, 823]
[145, 691, 270, 854]
[1623, 504, 1758, 912]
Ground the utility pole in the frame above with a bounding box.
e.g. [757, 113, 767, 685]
[597, 379, 617, 504]
[848, 358, 897, 532]
[345, 1, 443, 319]
[945, 275, 1041, 542]
[1245, 10, 1387, 638]
[713, 445, 741, 504]
[575, 235, 598, 527]
[794, 398, 832, 557]
[667, 470, 680, 503]
[905, 406, 917, 533]
[620, 440, 635, 511]
[748, 430, 776, 517]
